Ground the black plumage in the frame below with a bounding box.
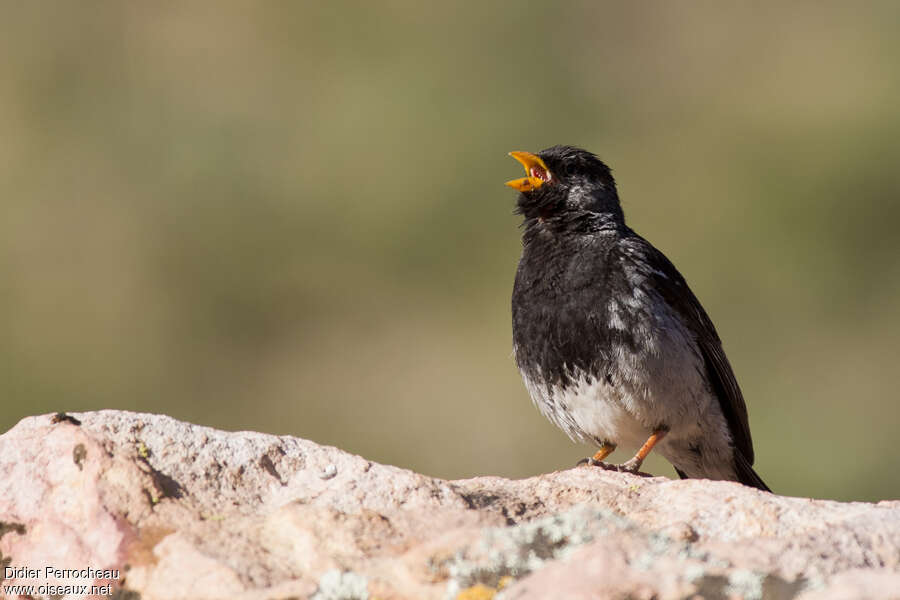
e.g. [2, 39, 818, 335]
[508, 145, 769, 491]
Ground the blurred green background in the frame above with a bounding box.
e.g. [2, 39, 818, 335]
[2, 2, 899, 502]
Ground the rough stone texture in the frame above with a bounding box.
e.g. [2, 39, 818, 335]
[0, 411, 898, 600]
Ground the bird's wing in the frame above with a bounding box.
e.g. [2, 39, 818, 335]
[621, 233, 755, 463]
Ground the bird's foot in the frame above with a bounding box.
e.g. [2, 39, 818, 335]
[576, 443, 617, 468]
[577, 458, 640, 472]
[576, 457, 614, 468]
[577, 457, 653, 478]
[613, 457, 644, 474]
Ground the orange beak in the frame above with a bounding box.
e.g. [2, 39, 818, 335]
[506, 151, 552, 192]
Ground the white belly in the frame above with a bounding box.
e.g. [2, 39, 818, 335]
[541, 374, 653, 449]
[520, 315, 715, 451]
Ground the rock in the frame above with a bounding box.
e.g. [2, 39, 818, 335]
[0, 411, 898, 599]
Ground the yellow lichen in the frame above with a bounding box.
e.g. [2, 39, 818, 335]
[456, 577, 515, 600]
[456, 583, 499, 600]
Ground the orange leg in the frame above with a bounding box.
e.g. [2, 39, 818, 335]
[592, 443, 616, 462]
[618, 429, 667, 473]
[577, 442, 617, 467]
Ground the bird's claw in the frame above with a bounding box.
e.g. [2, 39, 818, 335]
[614, 458, 643, 474]
[578, 457, 650, 476]
[576, 457, 612, 468]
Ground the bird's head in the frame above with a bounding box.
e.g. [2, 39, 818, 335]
[506, 145, 623, 227]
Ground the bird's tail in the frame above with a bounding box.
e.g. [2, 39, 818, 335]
[733, 451, 771, 492]
[674, 451, 771, 492]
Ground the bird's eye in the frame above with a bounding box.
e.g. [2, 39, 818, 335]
[530, 166, 551, 182]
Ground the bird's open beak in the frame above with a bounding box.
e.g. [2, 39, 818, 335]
[506, 151, 552, 192]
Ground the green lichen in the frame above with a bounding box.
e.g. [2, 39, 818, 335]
[442, 504, 814, 600]
[0, 522, 26, 585]
[444, 506, 626, 598]
[0, 522, 26, 539]
[73, 443, 87, 470]
[136, 441, 150, 459]
[312, 569, 368, 600]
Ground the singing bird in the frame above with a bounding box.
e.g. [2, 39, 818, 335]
[507, 145, 769, 491]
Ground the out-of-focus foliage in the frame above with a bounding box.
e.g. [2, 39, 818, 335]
[2, 2, 899, 501]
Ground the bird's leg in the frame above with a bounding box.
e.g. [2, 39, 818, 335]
[615, 429, 667, 474]
[576, 442, 617, 467]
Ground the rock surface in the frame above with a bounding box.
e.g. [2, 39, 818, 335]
[0, 411, 898, 600]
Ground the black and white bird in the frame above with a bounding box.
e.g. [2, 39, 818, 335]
[507, 145, 769, 491]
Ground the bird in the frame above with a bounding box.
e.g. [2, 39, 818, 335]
[506, 145, 769, 491]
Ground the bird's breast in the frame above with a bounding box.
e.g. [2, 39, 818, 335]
[512, 240, 711, 446]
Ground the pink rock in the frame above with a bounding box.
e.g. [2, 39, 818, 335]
[0, 411, 897, 599]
